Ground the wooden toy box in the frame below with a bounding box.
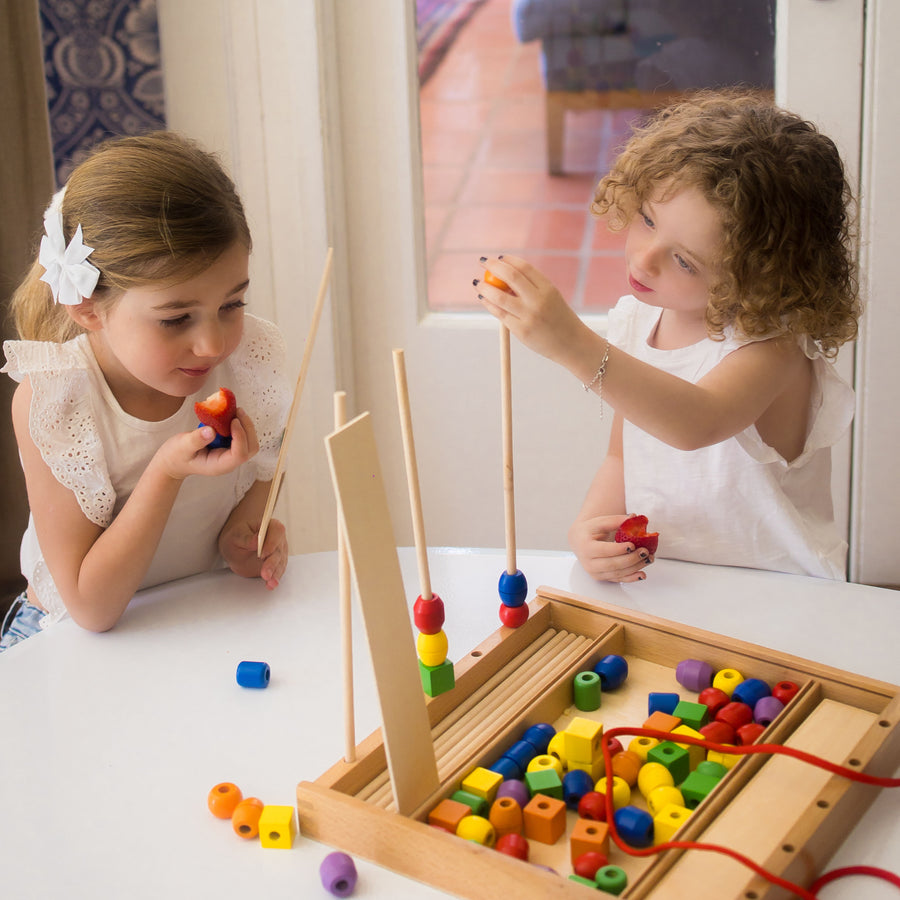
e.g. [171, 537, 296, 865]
[297, 586, 900, 898]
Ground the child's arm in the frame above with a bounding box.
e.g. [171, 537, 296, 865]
[477, 256, 810, 453]
[568, 412, 653, 582]
[12, 380, 259, 632]
[217, 479, 288, 590]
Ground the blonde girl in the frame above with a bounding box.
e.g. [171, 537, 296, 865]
[1, 132, 290, 650]
[476, 90, 860, 582]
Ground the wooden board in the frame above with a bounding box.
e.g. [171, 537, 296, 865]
[324, 412, 440, 814]
[297, 587, 900, 898]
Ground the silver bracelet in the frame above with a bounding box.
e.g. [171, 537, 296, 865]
[582, 341, 610, 417]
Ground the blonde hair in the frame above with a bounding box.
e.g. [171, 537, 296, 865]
[11, 131, 251, 343]
[593, 90, 860, 356]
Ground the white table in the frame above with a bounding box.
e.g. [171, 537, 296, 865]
[2, 549, 898, 898]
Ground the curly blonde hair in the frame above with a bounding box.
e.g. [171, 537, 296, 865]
[593, 90, 860, 356]
[10, 131, 251, 343]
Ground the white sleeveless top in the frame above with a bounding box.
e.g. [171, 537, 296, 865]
[2, 314, 291, 627]
[607, 295, 855, 580]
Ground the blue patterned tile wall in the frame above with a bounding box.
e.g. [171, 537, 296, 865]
[40, 0, 167, 185]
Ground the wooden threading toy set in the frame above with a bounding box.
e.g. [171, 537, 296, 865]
[285, 251, 900, 897]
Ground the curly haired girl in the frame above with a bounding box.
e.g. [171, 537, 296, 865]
[476, 90, 860, 582]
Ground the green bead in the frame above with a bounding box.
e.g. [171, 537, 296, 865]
[680, 771, 721, 809]
[419, 658, 455, 697]
[672, 699, 709, 730]
[568, 875, 598, 889]
[595, 864, 628, 895]
[647, 741, 691, 785]
[524, 768, 564, 800]
[573, 670, 602, 711]
[695, 759, 728, 779]
[450, 789, 488, 816]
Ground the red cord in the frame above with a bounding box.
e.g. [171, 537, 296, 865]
[598, 726, 900, 899]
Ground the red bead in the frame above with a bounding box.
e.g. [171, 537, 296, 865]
[737, 722, 766, 745]
[577, 791, 608, 822]
[573, 850, 609, 879]
[498, 602, 529, 628]
[413, 594, 445, 634]
[606, 737, 624, 758]
[715, 701, 754, 731]
[697, 687, 730, 718]
[495, 832, 529, 860]
[699, 721, 736, 745]
[772, 680, 800, 705]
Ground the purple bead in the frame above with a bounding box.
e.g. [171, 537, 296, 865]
[320, 851, 358, 897]
[496, 779, 530, 809]
[675, 659, 714, 692]
[753, 695, 785, 726]
[733, 678, 771, 708]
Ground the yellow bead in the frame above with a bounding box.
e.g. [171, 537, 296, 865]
[547, 731, 568, 767]
[592, 774, 631, 809]
[568, 757, 605, 781]
[526, 753, 564, 777]
[647, 785, 685, 817]
[564, 717, 604, 765]
[628, 736, 660, 762]
[707, 748, 742, 769]
[456, 814, 496, 846]
[258, 805, 297, 849]
[637, 761, 675, 799]
[672, 725, 706, 770]
[461, 766, 504, 803]
[712, 668, 744, 697]
[653, 803, 693, 844]
[417, 629, 448, 667]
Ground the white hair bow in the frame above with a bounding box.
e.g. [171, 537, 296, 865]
[38, 188, 100, 306]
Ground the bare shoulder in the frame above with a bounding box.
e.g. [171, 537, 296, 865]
[754, 338, 814, 462]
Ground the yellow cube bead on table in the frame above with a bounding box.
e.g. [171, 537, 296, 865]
[653, 802, 693, 844]
[461, 766, 504, 804]
[672, 724, 706, 770]
[259, 805, 297, 849]
[563, 716, 604, 765]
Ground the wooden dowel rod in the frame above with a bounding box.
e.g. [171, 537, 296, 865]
[500, 325, 517, 575]
[392, 349, 432, 601]
[334, 390, 355, 763]
[258, 246, 334, 556]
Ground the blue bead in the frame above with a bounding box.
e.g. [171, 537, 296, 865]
[593, 654, 629, 690]
[503, 739, 537, 772]
[489, 756, 522, 781]
[648, 692, 680, 716]
[197, 422, 231, 449]
[732, 678, 771, 707]
[562, 769, 594, 809]
[522, 723, 555, 755]
[236, 660, 270, 688]
[498, 570, 528, 607]
[613, 805, 654, 848]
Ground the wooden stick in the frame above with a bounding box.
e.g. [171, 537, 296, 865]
[334, 391, 356, 763]
[392, 349, 432, 601]
[500, 325, 516, 575]
[257, 246, 334, 556]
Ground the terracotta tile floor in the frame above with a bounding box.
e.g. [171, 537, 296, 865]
[419, 0, 642, 313]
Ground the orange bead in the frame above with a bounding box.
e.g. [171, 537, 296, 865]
[232, 797, 265, 838]
[484, 270, 511, 291]
[610, 750, 643, 787]
[208, 782, 243, 819]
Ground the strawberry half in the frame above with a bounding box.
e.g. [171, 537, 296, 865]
[195, 387, 236, 437]
[615, 514, 659, 554]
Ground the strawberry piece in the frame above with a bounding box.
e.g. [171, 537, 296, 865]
[615, 514, 659, 554]
[194, 387, 236, 437]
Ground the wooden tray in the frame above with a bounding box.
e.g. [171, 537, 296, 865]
[297, 587, 900, 898]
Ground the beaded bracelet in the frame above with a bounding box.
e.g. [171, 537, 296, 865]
[582, 340, 610, 417]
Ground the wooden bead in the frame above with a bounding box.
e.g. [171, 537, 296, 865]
[672, 700, 709, 731]
[737, 722, 767, 745]
[456, 814, 496, 846]
[523, 794, 567, 844]
[562, 769, 594, 809]
[236, 660, 270, 688]
[320, 851, 358, 897]
[497, 569, 528, 607]
[675, 659, 713, 692]
[637, 762, 675, 800]
[754, 695, 785, 726]
[416, 629, 448, 667]
[595, 865, 628, 896]
[207, 782, 242, 819]
[653, 803, 693, 845]
[716, 701, 754, 731]
[258, 805, 297, 849]
[524, 767, 563, 800]
[462, 766, 504, 803]
[643, 711, 682, 733]
[503, 739, 537, 772]
[648, 691, 680, 716]
[697, 687, 730, 718]
[489, 796, 524, 837]
[592, 774, 631, 809]
[577, 790, 608, 822]
[772, 680, 800, 704]
[613, 805, 654, 848]
[419, 658, 455, 697]
[413, 594, 445, 634]
[489, 755, 522, 781]
[712, 667, 744, 697]
[498, 602, 529, 628]
[428, 798, 471, 832]
[573, 850, 609, 879]
[495, 832, 529, 860]
[574, 671, 602, 711]
[526, 754, 563, 778]
[672, 724, 707, 770]
[563, 716, 604, 765]
[699, 720, 736, 745]
[546, 731, 568, 767]
[569, 816, 610, 862]
[232, 797, 264, 838]
[610, 750, 643, 787]
[680, 770, 721, 809]
[647, 741, 691, 785]
[451, 789, 488, 816]
[593, 654, 628, 690]
[696, 759, 728, 779]
[628, 736, 660, 762]
[496, 779, 530, 809]
[732, 677, 771, 708]
[646, 784, 685, 817]
[522, 723, 556, 754]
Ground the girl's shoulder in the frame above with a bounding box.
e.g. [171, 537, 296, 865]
[2, 334, 92, 383]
